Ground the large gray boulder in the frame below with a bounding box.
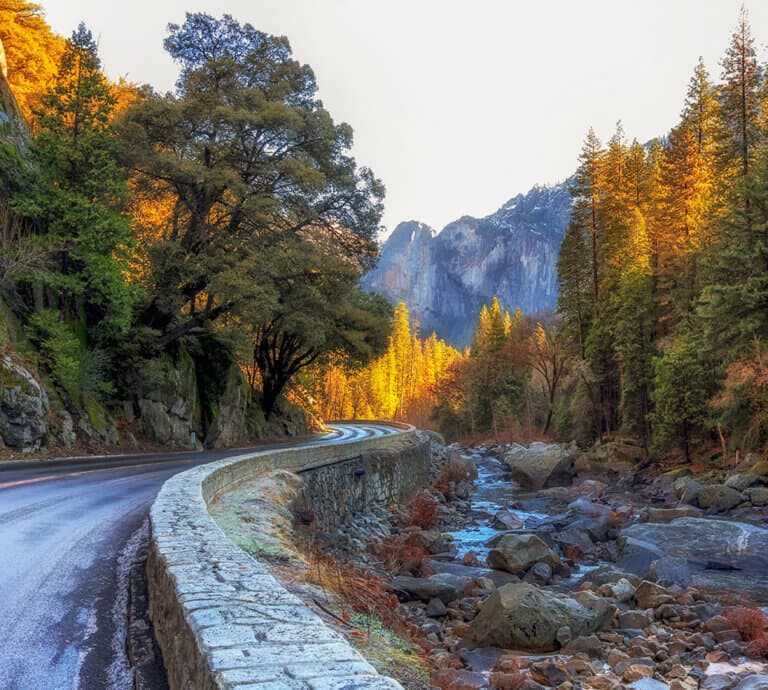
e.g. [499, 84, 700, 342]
[0, 355, 48, 450]
[462, 582, 614, 651]
[623, 518, 768, 572]
[503, 442, 577, 490]
[487, 533, 563, 574]
[696, 484, 743, 512]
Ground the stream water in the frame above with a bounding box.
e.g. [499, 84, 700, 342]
[443, 447, 768, 604]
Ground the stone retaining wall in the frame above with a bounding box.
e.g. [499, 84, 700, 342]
[147, 425, 428, 689]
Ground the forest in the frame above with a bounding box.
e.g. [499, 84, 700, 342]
[410, 7, 768, 463]
[3, 2, 768, 464]
[0, 3, 395, 449]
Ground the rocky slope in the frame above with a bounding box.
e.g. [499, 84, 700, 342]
[363, 182, 571, 345]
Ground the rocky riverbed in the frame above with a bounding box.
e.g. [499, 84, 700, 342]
[213, 434, 768, 689]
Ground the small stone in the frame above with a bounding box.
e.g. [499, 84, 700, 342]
[426, 597, 448, 617]
[619, 610, 652, 629]
[635, 580, 675, 608]
[623, 664, 654, 682]
[556, 625, 572, 647]
[702, 615, 731, 633]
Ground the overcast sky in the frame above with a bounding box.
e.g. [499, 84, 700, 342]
[40, 0, 768, 237]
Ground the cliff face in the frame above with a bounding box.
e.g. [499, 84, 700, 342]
[364, 182, 571, 346]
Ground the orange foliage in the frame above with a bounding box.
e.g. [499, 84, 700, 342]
[406, 492, 439, 529]
[371, 534, 434, 577]
[302, 302, 464, 426]
[0, 1, 65, 121]
[725, 606, 768, 642]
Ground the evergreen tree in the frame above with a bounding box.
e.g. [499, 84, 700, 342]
[18, 23, 133, 341]
[718, 6, 760, 181]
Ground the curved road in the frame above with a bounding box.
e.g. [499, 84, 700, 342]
[0, 423, 398, 690]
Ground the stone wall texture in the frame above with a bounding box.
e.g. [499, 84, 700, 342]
[148, 424, 429, 689]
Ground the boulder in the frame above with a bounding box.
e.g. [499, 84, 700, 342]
[745, 487, 768, 506]
[0, 355, 49, 450]
[491, 510, 524, 530]
[629, 679, 670, 690]
[618, 536, 665, 577]
[736, 676, 768, 690]
[677, 478, 703, 506]
[609, 578, 636, 602]
[725, 473, 763, 491]
[392, 573, 466, 603]
[618, 610, 652, 629]
[696, 484, 743, 512]
[487, 533, 563, 575]
[524, 562, 552, 585]
[647, 556, 691, 588]
[624, 517, 768, 573]
[503, 442, 577, 490]
[462, 582, 613, 651]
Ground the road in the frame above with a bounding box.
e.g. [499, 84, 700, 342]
[0, 423, 397, 690]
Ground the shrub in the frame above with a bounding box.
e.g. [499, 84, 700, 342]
[407, 493, 439, 529]
[371, 535, 433, 577]
[725, 606, 768, 641]
[434, 456, 476, 497]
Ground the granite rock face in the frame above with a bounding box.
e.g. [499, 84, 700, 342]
[363, 182, 571, 345]
[0, 355, 48, 450]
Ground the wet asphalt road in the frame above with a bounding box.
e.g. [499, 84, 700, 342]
[0, 423, 394, 690]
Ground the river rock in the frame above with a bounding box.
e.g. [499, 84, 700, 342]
[487, 533, 562, 574]
[696, 484, 743, 512]
[629, 679, 670, 690]
[744, 487, 768, 506]
[677, 478, 703, 505]
[461, 582, 613, 651]
[644, 506, 704, 522]
[0, 355, 49, 450]
[392, 573, 466, 603]
[647, 556, 691, 587]
[623, 518, 768, 573]
[725, 473, 763, 491]
[618, 536, 666, 577]
[735, 676, 768, 690]
[491, 510, 524, 530]
[503, 442, 577, 490]
[634, 580, 674, 608]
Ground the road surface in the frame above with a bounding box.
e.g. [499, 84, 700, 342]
[0, 423, 397, 690]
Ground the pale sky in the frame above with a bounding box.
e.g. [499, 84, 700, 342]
[40, 0, 768, 237]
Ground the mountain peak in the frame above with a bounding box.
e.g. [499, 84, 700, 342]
[364, 181, 570, 346]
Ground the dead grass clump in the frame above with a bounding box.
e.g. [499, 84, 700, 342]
[407, 493, 440, 529]
[725, 605, 768, 641]
[435, 456, 476, 497]
[371, 535, 434, 577]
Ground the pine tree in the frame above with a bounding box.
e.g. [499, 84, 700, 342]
[19, 23, 133, 340]
[571, 128, 604, 311]
[719, 6, 760, 181]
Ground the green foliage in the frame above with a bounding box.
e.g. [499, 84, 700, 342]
[28, 309, 112, 403]
[650, 330, 714, 459]
[14, 23, 134, 342]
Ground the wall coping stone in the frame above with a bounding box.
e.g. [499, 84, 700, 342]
[148, 425, 417, 689]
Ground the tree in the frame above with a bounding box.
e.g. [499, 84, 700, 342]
[530, 320, 567, 434]
[0, 0, 64, 120]
[16, 23, 133, 341]
[718, 6, 760, 181]
[120, 13, 384, 351]
[248, 242, 391, 418]
[571, 128, 604, 310]
[650, 330, 713, 461]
